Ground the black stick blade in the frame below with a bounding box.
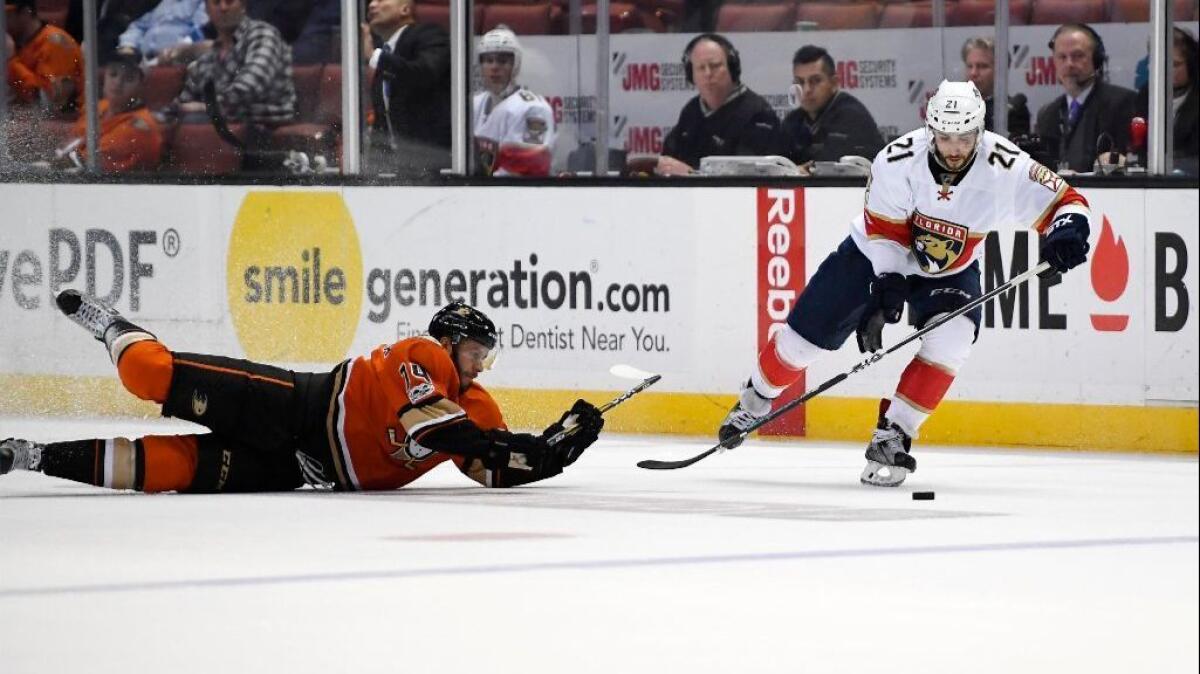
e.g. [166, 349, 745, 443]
[636, 447, 721, 470]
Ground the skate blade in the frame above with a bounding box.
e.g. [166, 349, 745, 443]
[860, 460, 909, 487]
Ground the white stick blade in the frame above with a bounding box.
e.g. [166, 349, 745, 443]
[609, 364, 657, 380]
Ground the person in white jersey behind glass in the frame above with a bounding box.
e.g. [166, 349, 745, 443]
[472, 25, 556, 177]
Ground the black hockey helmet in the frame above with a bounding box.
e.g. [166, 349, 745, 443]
[429, 301, 498, 350]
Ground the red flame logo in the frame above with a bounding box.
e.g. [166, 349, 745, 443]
[1089, 216, 1129, 331]
[1090, 216, 1128, 301]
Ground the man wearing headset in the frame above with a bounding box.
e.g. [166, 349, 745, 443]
[1034, 23, 1136, 173]
[656, 33, 778, 176]
[718, 81, 1092, 487]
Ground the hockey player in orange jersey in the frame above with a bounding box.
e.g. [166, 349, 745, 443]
[0, 293, 604, 493]
[5, 0, 83, 114]
[60, 53, 163, 172]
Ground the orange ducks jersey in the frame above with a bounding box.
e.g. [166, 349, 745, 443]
[326, 336, 506, 491]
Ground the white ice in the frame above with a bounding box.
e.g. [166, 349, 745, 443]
[1, 415, 1197, 674]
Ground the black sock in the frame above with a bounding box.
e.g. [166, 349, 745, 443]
[40, 438, 145, 490]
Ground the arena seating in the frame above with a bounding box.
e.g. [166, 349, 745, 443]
[794, 1, 880, 30]
[480, 2, 557, 34]
[142, 66, 187, 112]
[715, 2, 798, 32]
[166, 123, 245, 175]
[268, 65, 337, 157]
[28, 0, 1200, 40]
[951, 0, 1032, 26]
[878, 1, 940, 28]
[1029, 0, 1109, 24]
[1109, 0, 1197, 21]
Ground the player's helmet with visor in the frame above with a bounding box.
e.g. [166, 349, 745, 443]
[478, 25, 522, 78]
[430, 301, 498, 350]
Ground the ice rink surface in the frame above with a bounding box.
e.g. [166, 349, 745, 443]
[1, 415, 1197, 673]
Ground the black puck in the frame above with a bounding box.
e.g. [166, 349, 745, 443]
[912, 491, 935, 500]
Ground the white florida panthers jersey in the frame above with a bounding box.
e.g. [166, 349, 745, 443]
[849, 128, 1089, 278]
[472, 87, 556, 176]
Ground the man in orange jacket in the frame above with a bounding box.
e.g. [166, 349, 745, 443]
[61, 53, 162, 171]
[5, 0, 82, 115]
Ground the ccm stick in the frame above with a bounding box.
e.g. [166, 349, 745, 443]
[546, 365, 661, 446]
[637, 261, 1052, 470]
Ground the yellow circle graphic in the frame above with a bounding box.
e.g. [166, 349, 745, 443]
[227, 192, 362, 362]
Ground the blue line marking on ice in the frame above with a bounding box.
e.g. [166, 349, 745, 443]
[2, 535, 1195, 599]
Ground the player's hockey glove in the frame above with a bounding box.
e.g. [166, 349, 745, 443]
[1040, 211, 1091, 276]
[483, 430, 552, 472]
[541, 399, 605, 467]
[856, 272, 908, 353]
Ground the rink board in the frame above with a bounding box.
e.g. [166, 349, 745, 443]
[0, 183, 1195, 452]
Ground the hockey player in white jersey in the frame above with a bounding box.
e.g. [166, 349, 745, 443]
[473, 25, 556, 177]
[718, 80, 1092, 486]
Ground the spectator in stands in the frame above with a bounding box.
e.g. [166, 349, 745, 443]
[776, 45, 884, 166]
[961, 36, 1030, 137]
[472, 26, 555, 177]
[657, 33, 777, 176]
[291, 0, 339, 65]
[115, 0, 208, 62]
[361, 0, 451, 175]
[173, 0, 295, 126]
[58, 52, 162, 171]
[1136, 26, 1198, 175]
[65, 1, 161, 62]
[247, 0, 313, 44]
[1034, 23, 1136, 173]
[5, 0, 82, 116]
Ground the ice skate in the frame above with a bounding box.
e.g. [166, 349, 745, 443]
[1, 438, 44, 475]
[718, 380, 773, 449]
[56, 289, 155, 362]
[860, 418, 916, 487]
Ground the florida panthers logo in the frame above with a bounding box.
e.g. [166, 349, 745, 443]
[475, 137, 498, 175]
[911, 211, 968, 274]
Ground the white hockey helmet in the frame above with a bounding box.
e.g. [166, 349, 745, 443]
[478, 24, 522, 79]
[925, 80, 986, 137]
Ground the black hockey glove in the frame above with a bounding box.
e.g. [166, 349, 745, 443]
[542, 399, 605, 467]
[1040, 211, 1091, 276]
[483, 430, 551, 472]
[856, 273, 908, 354]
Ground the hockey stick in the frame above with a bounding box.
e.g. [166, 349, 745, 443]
[637, 261, 1052, 470]
[545, 367, 662, 446]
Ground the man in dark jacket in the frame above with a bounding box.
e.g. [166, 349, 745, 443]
[1034, 23, 1136, 173]
[1136, 26, 1198, 175]
[962, 36, 1030, 137]
[776, 45, 884, 165]
[656, 33, 778, 175]
[362, 0, 450, 175]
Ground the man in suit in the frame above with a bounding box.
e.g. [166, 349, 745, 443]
[361, 0, 450, 175]
[1034, 23, 1136, 173]
[961, 36, 1030, 137]
[1136, 27, 1198, 176]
